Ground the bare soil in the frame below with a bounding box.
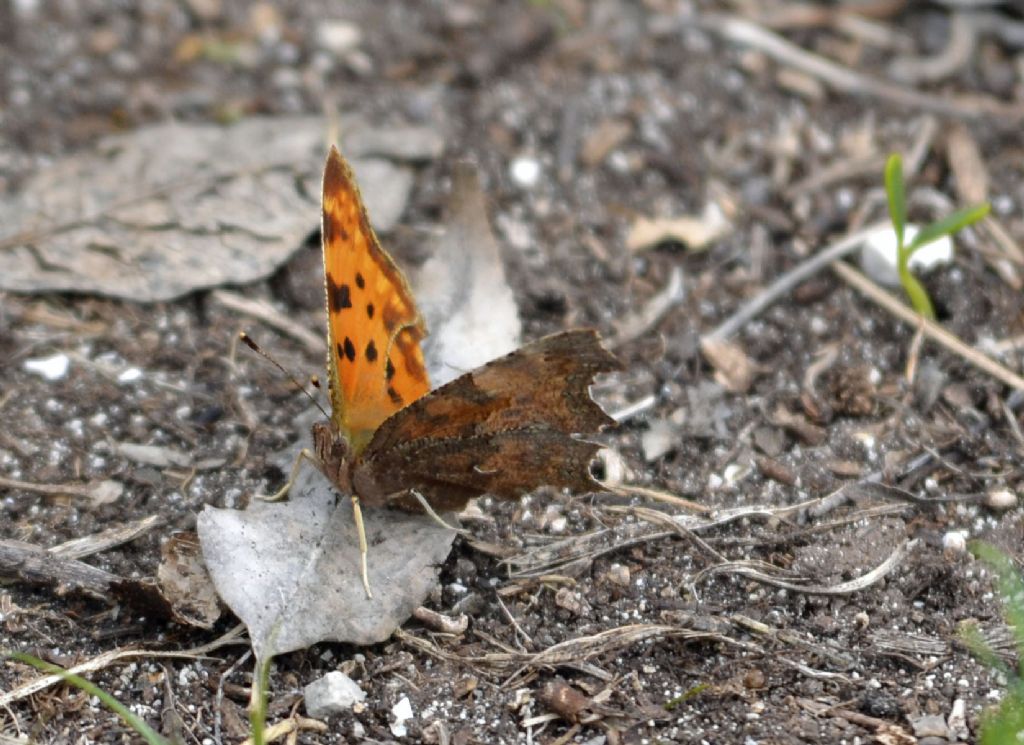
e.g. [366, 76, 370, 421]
[2, 1, 1024, 743]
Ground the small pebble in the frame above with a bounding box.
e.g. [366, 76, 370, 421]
[24, 353, 70, 380]
[303, 671, 366, 718]
[554, 587, 582, 615]
[316, 21, 362, 55]
[606, 563, 630, 587]
[510, 156, 541, 188]
[942, 531, 967, 556]
[985, 489, 1017, 511]
[743, 669, 766, 689]
[118, 367, 143, 383]
[390, 696, 413, 737]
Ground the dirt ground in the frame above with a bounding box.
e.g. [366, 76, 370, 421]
[3, 1, 1024, 743]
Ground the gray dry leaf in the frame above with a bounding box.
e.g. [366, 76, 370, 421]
[197, 161, 520, 656]
[416, 162, 522, 385]
[0, 117, 442, 302]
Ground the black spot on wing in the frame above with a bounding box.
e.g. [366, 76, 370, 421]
[328, 279, 352, 311]
[343, 337, 356, 362]
[355, 272, 365, 289]
[386, 358, 395, 380]
[387, 386, 403, 405]
[366, 341, 378, 362]
[366, 303, 375, 319]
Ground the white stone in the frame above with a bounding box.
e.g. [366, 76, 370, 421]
[985, 489, 1017, 511]
[942, 531, 967, 555]
[641, 419, 676, 462]
[510, 157, 541, 188]
[24, 353, 69, 380]
[859, 223, 953, 288]
[303, 671, 366, 718]
[390, 696, 414, 737]
[316, 21, 362, 55]
[118, 367, 143, 383]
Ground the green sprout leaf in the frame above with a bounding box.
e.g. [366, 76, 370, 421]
[884, 154, 907, 249]
[906, 203, 991, 258]
[882, 152, 990, 319]
[4, 651, 170, 745]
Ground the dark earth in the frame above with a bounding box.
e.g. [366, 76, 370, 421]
[3, 1, 1024, 743]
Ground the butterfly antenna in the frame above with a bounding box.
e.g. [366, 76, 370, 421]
[238, 331, 330, 420]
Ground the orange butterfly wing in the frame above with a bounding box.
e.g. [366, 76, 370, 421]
[321, 146, 430, 455]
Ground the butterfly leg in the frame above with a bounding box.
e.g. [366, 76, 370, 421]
[408, 490, 470, 535]
[255, 448, 318, 502]
[351, 495, 373, 599]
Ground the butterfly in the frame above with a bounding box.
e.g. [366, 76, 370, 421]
[268, 146, 620, 598]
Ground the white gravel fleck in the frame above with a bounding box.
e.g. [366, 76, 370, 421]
[24, 353, 69, 380]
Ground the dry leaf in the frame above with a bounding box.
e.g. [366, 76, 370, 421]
[416, 161, 521, 385]
[946, 123, 989, 205]
[627, 202, 731, 253]
[157, 532, 222, 629]
[0, 117, 442, 302]
[700, 337, 755, 393]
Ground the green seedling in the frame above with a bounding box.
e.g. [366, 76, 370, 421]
[962, 541, 1024, 744]
[883, 153, 990, 320]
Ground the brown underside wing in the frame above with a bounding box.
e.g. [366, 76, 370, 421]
[350, 329, 622, 510]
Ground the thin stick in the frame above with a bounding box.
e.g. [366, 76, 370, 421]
[608, 484, 711, 515]
[697, 13, 1024, 122]
[704, 224, 879, 342]
[831, 261, 1024, 390]
[214, 290, 322, 352]
[0, 625, 247, 706]
[48, 515, 163, 560]
[905, 321, 925, 385]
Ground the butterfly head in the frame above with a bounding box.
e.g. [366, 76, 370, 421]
[312, 421, 353, 494]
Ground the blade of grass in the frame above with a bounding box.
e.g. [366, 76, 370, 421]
[4, 651, 169, 745]
[981, 682, 1024, 745]
[906, 203, 991, 255]
[885, 154, 907, 248]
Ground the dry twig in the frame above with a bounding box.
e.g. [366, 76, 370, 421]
[831, 261, 1024, 390]
[697, 13, 1024, 122]
[213, 289, 322, 352]
[1, 625, 247, 706]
